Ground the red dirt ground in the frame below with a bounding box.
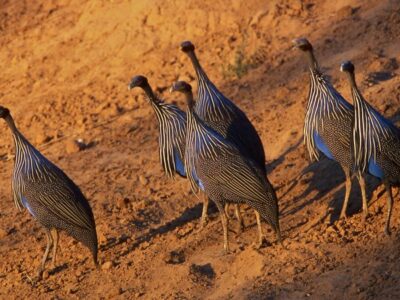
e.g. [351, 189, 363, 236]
[0, 0, 399, 299]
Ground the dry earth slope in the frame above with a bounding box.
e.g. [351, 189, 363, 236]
[0, 0, 399, 299]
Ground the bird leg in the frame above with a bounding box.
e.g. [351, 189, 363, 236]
[224, 203, 230, 217]
[358, 173, 369, 222]
[384, 181, 394, 236]
[51, 229, 59, 267]
[216, 202, 230, 253]
[339, 169, 352, 219]
[37, 229, 53, 279]
[254, 210, 264, 249]
[200, 193, 209, 228]
[234, 204, 245, 233]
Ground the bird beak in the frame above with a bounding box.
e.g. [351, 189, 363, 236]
[169, 83, 178, 93]
[291, 38, 300, 50]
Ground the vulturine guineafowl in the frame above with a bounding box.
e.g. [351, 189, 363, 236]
[129, 75, 209, 227]
[0, 106, 98, 280]
[341, 61, 400, 234]
[171, 81, 280, 252]
[293, 38, 368, 220]
[180, 41, 267, 234]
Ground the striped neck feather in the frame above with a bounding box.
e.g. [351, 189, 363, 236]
[352, 87, 397, 173]
[304, 67, 353, 161]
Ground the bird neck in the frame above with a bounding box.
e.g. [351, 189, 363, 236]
[4, 114, 36, 157]
[142, 83, 160, 105]
[186, 51, 209, 82]
[346, 72, 362, 104]
[4, 114, 20, 137]
[306, 49, 319, 72]
[184, 91, 195, 111]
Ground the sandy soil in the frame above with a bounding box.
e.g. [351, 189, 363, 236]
[0, 0, 399, 299]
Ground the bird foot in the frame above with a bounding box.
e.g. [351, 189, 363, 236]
[339, 212, 347, 220]
[25, 270, 43, 286]
[252, 240, 264, 250]
[223, 244, 230, 254]
[362, 212, 369, 225]
[384, 227, 391, 236]
[199, 217, 209, 229]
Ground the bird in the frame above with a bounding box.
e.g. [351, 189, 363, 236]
[170, 81, 280, 252]
[128, 75, 242, 229]
[128, 75, 211, 227]
[341, 60, 400, 235]
[128, 76, 187, 179]
[293, 37, 368, 220]
[180, 41, 266, 174]
[180, 41, 267, 234]
[0, 106, 98, 279]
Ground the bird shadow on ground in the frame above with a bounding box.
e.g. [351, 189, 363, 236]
[267, 137, 303, 175]
[102, 200, 218, 257]
[48, 263, 68, 276]
[280, 158, 344, 217]
[280, 155, 381, 226]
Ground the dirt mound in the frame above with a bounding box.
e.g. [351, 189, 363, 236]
[0, 0, 399, 298]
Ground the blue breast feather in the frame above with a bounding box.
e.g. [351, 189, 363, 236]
[21, 196, 36, 217]
[173, 150, 186, 177]
[314, 132, 334, 160]
[368, 158, 384, 179]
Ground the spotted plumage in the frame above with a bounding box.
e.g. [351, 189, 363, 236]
[171, 81, 280, 252]
[293, 37, 368, 220]
[341, 60, 400, 234]
[0, 106, 97, 279]
[180, 41, 266, 178]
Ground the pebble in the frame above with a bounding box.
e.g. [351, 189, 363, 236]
[65, 139, 82, 154]
[139, 175, 148, 186]
[117, 197, 130, 209]
[42, 270, 49, 280]
[102, 261, 113, 270]
[164, 250, 185, 264]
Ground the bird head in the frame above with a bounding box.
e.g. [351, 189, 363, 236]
[340, 60, 355, 74]
[292, 37, 313, 52]
[128, 75, 149, 90]
[180, 41, 195, 53]
[0, 106, 10, 119]
[169, 81, 192, 94]
[170, 81, 194, 109]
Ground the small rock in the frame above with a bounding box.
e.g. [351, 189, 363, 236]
[102, 261, 113, 270]
[65, 139, 82, 154]
[164, 250, 185, 264]
[139, 175, 148, 186]
[42, 270, 49, 280]
[117, 197, 130, 209]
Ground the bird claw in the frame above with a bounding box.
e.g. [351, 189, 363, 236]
[25, 271, 42, 286]
[252, 240, 264, 250]
[199, 217, 209, 229]
[362, 212, 369, 225]
[339, 212, 347, 220]
[223, 244, 230, 254]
